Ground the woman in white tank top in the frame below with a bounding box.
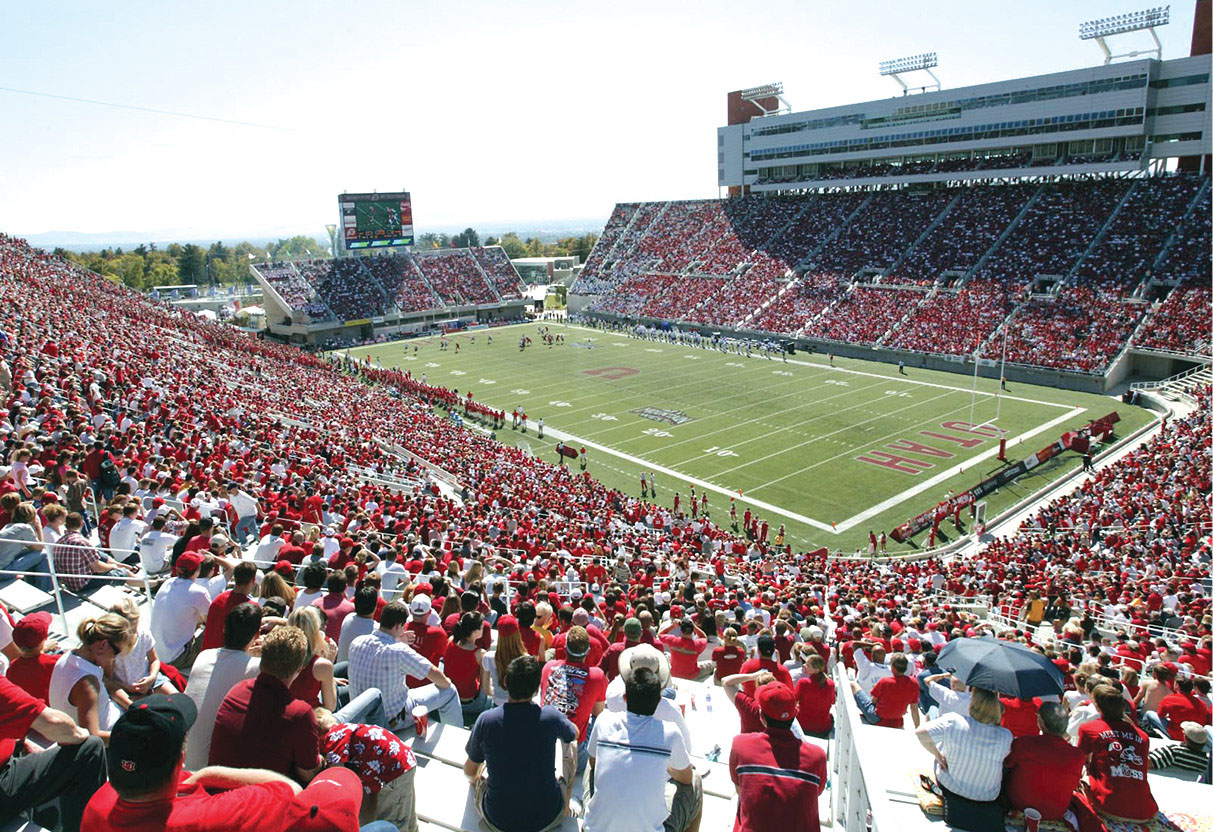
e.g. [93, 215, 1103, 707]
[48, 613, 128, 739]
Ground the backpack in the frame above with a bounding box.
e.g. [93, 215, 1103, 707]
[99, 456, 121, 489]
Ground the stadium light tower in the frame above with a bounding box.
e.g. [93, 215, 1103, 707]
[1079, 6, 1170, 64]
[739, 82, 791, 116]
[879, 52, 940, 95]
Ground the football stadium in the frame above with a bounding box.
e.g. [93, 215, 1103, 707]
[0, 3, 1210, 832]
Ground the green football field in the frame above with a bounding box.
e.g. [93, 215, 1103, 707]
[346, 321, 1153, 554]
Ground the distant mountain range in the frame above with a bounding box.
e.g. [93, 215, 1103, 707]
[24, 218, 607, 252]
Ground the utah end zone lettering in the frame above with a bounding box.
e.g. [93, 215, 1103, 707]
[856, 421, 1008, 475]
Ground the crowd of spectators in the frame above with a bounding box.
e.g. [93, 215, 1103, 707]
[973, 180, 1133, 288]
[814, 190, 955, 276]
[889, 185, 1036, 286]
[1153, 184, 1211, 286]
[1135, 285, 1213, 356]
[801, 286, 927, 346]
[885, 279, 1022, 357]
[414, 251, 499, 307]
[977, 288, 1146, 373]
[469, 247, 523, 300]
[361, 255, 441, 315]
[0, 216, 1209, 830]
[1074, 176, 1204, 294]
[746, 272, 851, 335]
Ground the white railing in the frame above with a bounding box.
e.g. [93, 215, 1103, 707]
[831, 663, 900, 831]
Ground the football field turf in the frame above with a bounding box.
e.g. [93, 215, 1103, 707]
[347, 321, 1153, 554]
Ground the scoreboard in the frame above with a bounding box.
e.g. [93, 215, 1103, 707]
[339, 192, 414, 249]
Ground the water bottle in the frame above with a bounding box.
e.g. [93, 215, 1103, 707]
[705, 690, 713, 713]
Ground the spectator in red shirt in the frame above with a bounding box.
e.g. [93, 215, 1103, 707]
[1077, 684, 1158, 823]
[599, 617, 644, 681]
[539, 625, 606, 774]
[404, 594, 448, 689]
[794, 654, 835, 738]
[711, 628, 747, 682]
[1151, 676, 1211, 741]
[516, 601, 544, 657]
[208, 625, 323, 783]
[658, 618, 714, 681]
[1003, 701, 1085, 821]
[314, 572, 356, 643]
[0, 675, 106, 832]
[739, 634, 794, 695]
[200, 562, 257, 651]
[998, 696, 1041, 739]
[4, 612, 59, 703]
[730, 683, 828, 832]
[852, 653, 921, 728]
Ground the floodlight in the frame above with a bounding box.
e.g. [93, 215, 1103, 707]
[879, 52, 938, 76]
[740, 83, 784, 101]
[1079, 6, 1169, 39]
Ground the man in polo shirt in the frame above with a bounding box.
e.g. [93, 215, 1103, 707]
[149, 550, 213, 670]
[200, 561, 257, 651]
[584, 665, 702, 832]
[347, 600, 463, 729]
[540, 626, 607, 774]
[657, 617, 714, 681]
[465, 655, 579, 832]
[738, 634, 794, 694]
[208, 625, 322, 783]
[403, 594, 448, 688]
[0, 675, 105, 832]
[730, 683, 827, 832]
[1002, 701, 1085, 821]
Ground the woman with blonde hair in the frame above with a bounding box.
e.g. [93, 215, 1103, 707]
[462, 559, 484, 590]
[0, 501, 51, 591]
[107, 596, 176, 706]
[916, 687, 1012, 830]
[48, 614, 129, 739]
[258, 570, 296, 607]
[481, 615, 526, 706]
[286, 605, 338, 710]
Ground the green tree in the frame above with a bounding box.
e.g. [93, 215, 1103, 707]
[177, 244, 207, 284]
[484, 236, 499, 246]
[498, 233, 526, 259]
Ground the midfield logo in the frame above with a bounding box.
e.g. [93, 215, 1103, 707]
[631, 407, 694, 426]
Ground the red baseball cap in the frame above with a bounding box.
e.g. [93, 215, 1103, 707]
[12, 612, 52, 649]
[496, 615, 519, 637]
[175, 551, 203, 576]
[273, 560, 295, 577]
[756, 683, 798, 721]
[283, 766, 361, 832]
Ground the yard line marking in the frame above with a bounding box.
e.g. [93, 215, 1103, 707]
[832, 406, 1087, 531]
[704, 387, 958, 475]
[534, 422, 838, 533]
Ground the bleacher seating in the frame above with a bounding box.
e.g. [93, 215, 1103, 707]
[801, 286, 926, 346]
[470, 246, 523, 299]
[1135, 285, 1213, 355]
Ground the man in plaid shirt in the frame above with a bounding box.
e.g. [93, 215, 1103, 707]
[347, 600, 463, 728]
[51, 512, 134, 592]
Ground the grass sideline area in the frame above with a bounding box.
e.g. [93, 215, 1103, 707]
[347, 321, 1154, 554]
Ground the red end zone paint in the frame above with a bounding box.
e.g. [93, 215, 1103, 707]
[582, 366, 639, 381]
[857, 421, 1002, 474]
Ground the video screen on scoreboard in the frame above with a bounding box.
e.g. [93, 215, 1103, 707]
[339, 192, 414, 249]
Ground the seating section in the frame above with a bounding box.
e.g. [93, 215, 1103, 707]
[973, 179, 1132, 288]
[266, 247, 522, 320]
[978, 288, 1146, 373]
[1153, 184, 1211, 285]
[470, 246, 523, 299]
[1135, 285, 1213, 355]
[889, 185, 1035, 286]
[884, 279, 1019, 357]
[574, 175, 1208, 374]
[801, 286, 926, 346]
[1074, 176, 1205, 293]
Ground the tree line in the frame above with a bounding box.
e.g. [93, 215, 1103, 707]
[418, 228, 598, 261]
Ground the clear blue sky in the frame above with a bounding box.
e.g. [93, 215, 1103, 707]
[0, 0, 1200, 240]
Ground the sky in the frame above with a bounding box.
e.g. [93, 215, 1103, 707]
[0, 0, 1201, 241]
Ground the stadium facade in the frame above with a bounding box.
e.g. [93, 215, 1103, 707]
[718, 56, 1211, 193]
